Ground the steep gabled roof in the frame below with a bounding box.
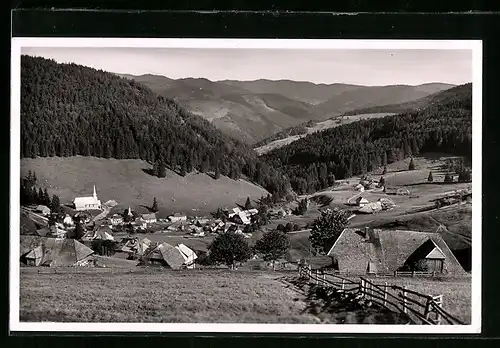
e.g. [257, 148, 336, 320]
[328, 229, 466, 275]
[20, 236, 94, 266]
[157, 243, 186, 270]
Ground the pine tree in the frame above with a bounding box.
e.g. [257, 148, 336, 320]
[50, 194, 61, 213]
[214, 162, 221, 180]
[244, 197, 252, 210]
[158, 160, 167, 178]
[408, 157, 416, 171]
[379, 176, 386, 187]
[32, 187, 39, 204]
[151, 197, 158, 212]
[38, 187, 44, 205]
[43, 188, 51, 206]
[428, 171, 434, 182]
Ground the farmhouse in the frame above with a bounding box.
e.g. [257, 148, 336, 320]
[356, 197, 369, 207]
[109, 214, 124, 225]
[93, 226, 114, 241]
[121, 237, 151, 256]
[355, 184, 365, 192]
[327, 228, 466, 276]
[36, 205, 51, 216]
[358, 201, 383, 214]
[73, 185, 102, 211]
[142, 242, 195, 269]
[169, 213, 187, 223]
[141, 213, 157, 224]
[20, 236, 94, 267]
[63, 214, 74, 226]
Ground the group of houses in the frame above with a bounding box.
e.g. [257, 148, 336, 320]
[355, 196, 397, 214]
[120, 237, 198, 269]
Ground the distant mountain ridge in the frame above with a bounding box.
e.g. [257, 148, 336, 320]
[119, 73, 455, 144]
[341, 83, 467, 116]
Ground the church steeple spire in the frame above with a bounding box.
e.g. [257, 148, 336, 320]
[93, 185, 97, 199]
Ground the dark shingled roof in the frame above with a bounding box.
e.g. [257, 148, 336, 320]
[328, 228, 467, 276]
[20, 236, 94, 267]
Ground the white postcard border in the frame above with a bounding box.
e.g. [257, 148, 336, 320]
[10, 38, 482, 334]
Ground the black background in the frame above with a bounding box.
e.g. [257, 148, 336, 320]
[7, 3, 500, 347]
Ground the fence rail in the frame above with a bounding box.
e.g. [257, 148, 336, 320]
[298, 265, 464, 325]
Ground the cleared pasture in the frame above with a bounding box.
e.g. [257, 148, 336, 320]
[20, 270, 320, 323]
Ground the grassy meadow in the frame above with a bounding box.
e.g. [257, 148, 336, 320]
[20, 269, 320, 323]
[20, 156, 269, 217]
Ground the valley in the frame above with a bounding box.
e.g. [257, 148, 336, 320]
[16, 53, 474, 327]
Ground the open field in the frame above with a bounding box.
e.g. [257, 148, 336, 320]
[255, 113, 396, 155]
[20, 270, 321, 323]
[21, 156, 268, 217]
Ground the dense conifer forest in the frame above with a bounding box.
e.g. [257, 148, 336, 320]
[262, 84, 472, 194]
[20, 55, 291, 199]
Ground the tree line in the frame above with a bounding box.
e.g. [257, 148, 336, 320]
[21, 170, 63, 213]
[20, 55, 291, 200]
[262, 84, 472, 194]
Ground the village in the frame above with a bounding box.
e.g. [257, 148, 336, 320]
[20, 154, 473, 277]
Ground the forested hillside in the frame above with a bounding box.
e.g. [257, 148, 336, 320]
[21, 55, 291, 198]
[262, 84, 472, 194]
[341, 83, 468, 116]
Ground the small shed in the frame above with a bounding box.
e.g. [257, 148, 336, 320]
[355, 184, 365, 192]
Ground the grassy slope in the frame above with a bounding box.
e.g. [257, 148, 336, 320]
[356, 275, 471, 324]
[20, 270, 319, 323]
[21, 156, 269, 217]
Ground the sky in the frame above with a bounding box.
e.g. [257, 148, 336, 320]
[21, 47, 473, 86]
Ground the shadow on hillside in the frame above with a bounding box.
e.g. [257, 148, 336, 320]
[283, 276, 411, 324]
[142, 168, 156, 177]
[139, 205, 156, 213]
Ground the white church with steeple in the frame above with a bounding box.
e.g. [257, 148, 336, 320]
[73, 185, 102, 211]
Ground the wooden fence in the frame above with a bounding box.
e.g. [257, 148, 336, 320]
[298, 265, 465, 325]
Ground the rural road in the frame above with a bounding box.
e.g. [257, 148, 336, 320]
[92, 206, 111, 222]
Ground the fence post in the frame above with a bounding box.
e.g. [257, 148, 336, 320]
[424, 298, 432, 322]
[383, 282, 388, 307]
[341, 278, 345, 291]
[394, 270, 397, 277]
[402, 286, 408, 314]
[315, 269, 319, 286]
[322, 271, 326, 287]
[412, 270, 415, 277]
[360, 279, 365, 298]
[435, 295, 443, 325]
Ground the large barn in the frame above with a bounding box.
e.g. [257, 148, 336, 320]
[20, 236, 94, 267]
[327, 227, 467, 276]
[73, 185, 102, 211]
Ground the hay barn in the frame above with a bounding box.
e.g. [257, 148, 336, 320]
[327, 228, 467, 276]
